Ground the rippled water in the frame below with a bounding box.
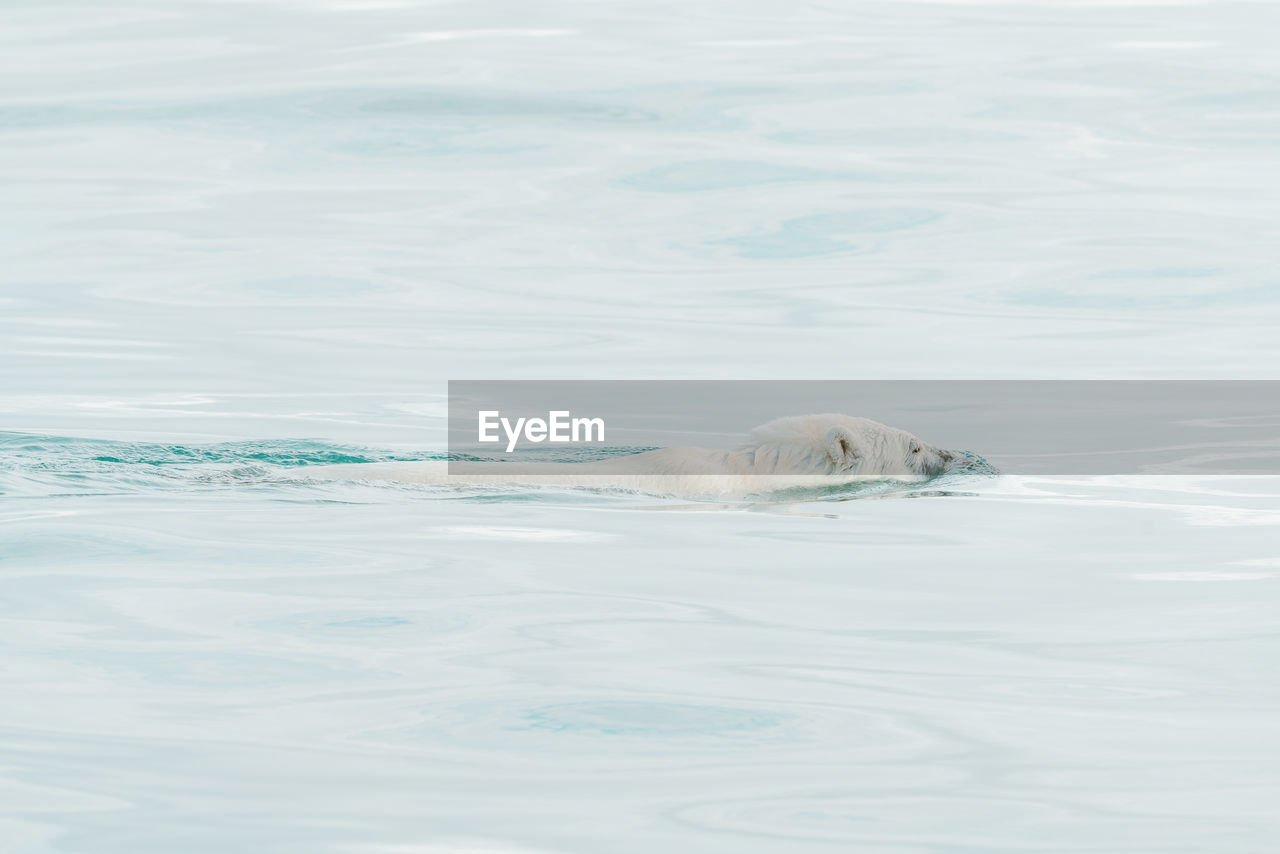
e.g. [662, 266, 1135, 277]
[4, 0, 1280, 852]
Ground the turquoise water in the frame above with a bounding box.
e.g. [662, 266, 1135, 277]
[4, 0, 1280, 852]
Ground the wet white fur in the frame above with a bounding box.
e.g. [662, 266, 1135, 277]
[310, 414, 953, 499]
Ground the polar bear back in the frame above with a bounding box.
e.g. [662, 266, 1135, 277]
[307, 413, 953, 496]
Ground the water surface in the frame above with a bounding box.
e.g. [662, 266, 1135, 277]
[3, 0, 1280, 852]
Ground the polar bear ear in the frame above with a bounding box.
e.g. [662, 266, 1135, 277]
[824, 426, 862, 472]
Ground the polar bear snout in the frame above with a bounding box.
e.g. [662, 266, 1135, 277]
[914, 446, 952, 477]
[719, 414, 967, 479]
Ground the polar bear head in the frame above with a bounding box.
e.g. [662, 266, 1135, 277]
[741, 414, 955, 477]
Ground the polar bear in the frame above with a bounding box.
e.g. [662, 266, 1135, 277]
[309, 414, 957, 499]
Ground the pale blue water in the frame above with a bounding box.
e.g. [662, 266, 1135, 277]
[3, 1, 1280, 852]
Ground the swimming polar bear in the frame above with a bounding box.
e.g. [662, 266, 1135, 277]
[310, 414, 957, 499]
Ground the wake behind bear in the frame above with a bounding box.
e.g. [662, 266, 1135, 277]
[311, 414, 959, 499]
